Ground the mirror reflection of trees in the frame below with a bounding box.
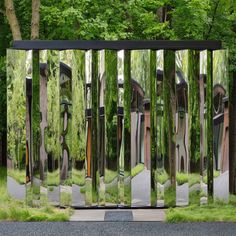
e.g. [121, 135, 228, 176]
[163, 50, 176, 207]
[7, 50, 27, 200]
[131, 50, 151, 207]
[71, 50, 86, 207]
[46, 50, 60, 206]
[6, 48, 229, 208]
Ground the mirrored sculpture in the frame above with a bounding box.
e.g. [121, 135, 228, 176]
[6, 43, 228, 208]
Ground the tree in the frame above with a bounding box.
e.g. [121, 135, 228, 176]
[4, 0, 40, 40]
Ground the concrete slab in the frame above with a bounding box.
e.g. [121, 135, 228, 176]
[70, 209, 166, 222]
[70, 210, 105, 221]
[132, 209, 166, 221]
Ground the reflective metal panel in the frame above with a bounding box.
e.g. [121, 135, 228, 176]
[60, 50, 73, 207]
[39, 50, 48, 204]
[207, 51, 214, 200]
[131, 50, 151, 207]
[45, 50, 60, 206]
[31, 50, 41, 206]
[150, 50, 157, 206]
[123, 50, 131, 206]
[188, 50, 201, 205]
[175, 50, 189, 206]
[200, 50, 209, 204]
[89, 50, 99, 206]
[7, 49, 27, 201]
[156, 50, 165, 207]
[163, 50, 176, 207]
[25, 50, 32, 205]
[85, 50, 93, 206]
[71, 50, 86, 207]
[97, 50, 105, 206]
[104, 50, 118, 206]
[213, 50, 229, 201]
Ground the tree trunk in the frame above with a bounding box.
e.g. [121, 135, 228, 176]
[31, 0, 40, 40]
[4, 0, 22, 40]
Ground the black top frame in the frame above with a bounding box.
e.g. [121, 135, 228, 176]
[13, 40, 222, 50]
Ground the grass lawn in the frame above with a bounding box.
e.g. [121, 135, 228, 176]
[0, 167, 73, 221]
[166, 195, 236, 222]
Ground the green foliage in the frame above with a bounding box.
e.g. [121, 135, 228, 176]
[7, 50, 26, 167]
[0, 56, 6, 135]
[45, 50, 61, 159]
[188, 51, 200, 165]
[166, 195, 236, 222]
[71, 51, 86, 161]
[172, 0, 209, 39]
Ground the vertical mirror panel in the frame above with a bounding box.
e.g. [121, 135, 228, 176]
[39, 50, 48, 204]
[92, 50, 99, 206]
[46, 50, 60, 206]
[213, 50, 229, 201]
[71, 50, 86, 207]
[31, 50, 41, 206]
[25, 50, 32, 205]
[123, 50, 131, 206]
[175, 50, 189, 206]
[117, 50, 125, 206]
[60, 51, 73, 207]
[207, 51, 214, 200]
[131, 50, 151, 207]
[7, 50, 27, 201]
[104, 50, 118, 206]
[188, 50, 201, 205]
[156, 50, 165, 207]
[163, 50, 176, 207]
[87, 50, 99, 206]
[97, 50, 105, 206]
[85, 50, 92, 206]
[150, 50, 157, 206]
[200, 50, 208, 204]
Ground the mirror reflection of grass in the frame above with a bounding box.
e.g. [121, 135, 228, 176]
[8, 169, 26, 184]
[46, 168, 85, 187]
[0, 167, 72, 221]
[131, 163, 144, 177]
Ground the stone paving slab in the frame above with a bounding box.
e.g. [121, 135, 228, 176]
[104, 211, 133, 221]
[70, 209, 165, 222]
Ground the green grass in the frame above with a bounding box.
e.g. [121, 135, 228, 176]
[8, 169, 26, 184]
[131, 163, 144, 177]
[164, 186, 176, 207]
[176, 172, 188, 186]
[166, 195, 236, 222]
[156, 170, 169, 185]
[47, 168, 85, 186]
[189, 173, 200, 187]
[105, 169, 118, 184]
[0, 167, 72, 221]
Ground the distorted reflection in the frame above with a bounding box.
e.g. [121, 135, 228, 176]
[7, 48, 229, 208]
[71, 50, 86, 207]
[46, 50, 60, 206]
[7, 50, 27, 201]
[213, 50, 229, 200]
[131, 50, 151, 207]
[200, 50, 208, 204]
[175, 50, 189, 206]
